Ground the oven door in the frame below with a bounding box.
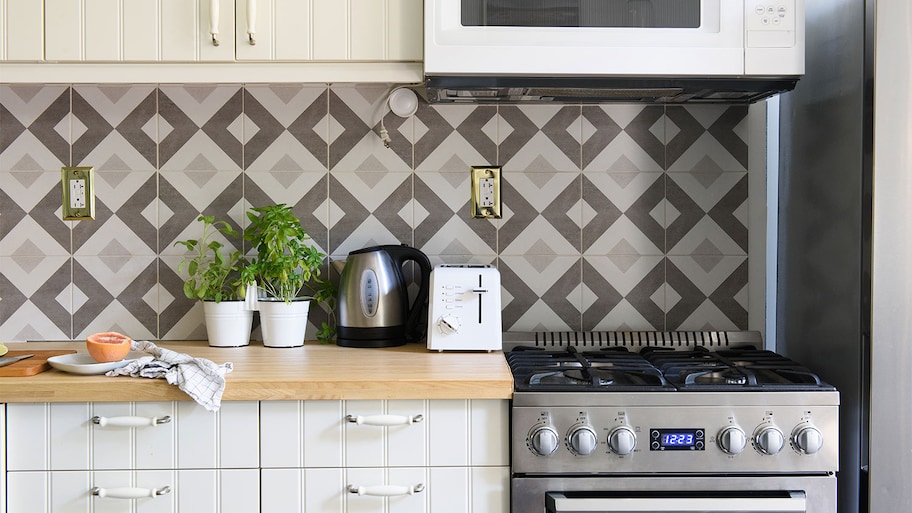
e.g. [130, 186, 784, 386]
[512, 475, 836, 513]
[546, 491, 807, 513]
[424, 0, 745, 77]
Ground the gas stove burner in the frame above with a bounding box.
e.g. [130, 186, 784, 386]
[685, 368, 749, 386]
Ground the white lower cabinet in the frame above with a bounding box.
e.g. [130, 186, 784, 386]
[259, 399, 510, 513]
[2, 399, 509, 512]
[7, 469, 260, 513]
[262, 466, 509, 513]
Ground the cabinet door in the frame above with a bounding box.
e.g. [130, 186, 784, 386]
[7, 469, 258, 513]
[262, 467, 505, 513]
[5, 402, 259, 471]
[42, 0, 235, 62]
[237, 0, 422, 62]
[1, 0, 44, 60]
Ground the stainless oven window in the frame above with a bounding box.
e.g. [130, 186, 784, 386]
[460, 0, 702, 28]
[546, 491, 807, 513]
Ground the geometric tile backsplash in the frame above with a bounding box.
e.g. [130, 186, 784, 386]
[0, 84, 753, 342]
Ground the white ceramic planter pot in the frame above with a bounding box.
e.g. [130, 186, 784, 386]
[203, 301, 254, 347]
[258, 299, 310, 348]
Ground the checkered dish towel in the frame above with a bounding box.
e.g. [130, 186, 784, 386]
[106, 340, 233, 412]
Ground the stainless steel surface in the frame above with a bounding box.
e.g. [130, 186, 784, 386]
[335, 244, 431, 346]
[507, 331, 839, 513]
[776, 0, 871, 511]
[0, 354, 33, 367]
[870, 1, 912, 511]
[511, 391, 839, 475]
[513, 475, 836, 513]
[337, 249, 408, 329]
[547, 491, 807, 513]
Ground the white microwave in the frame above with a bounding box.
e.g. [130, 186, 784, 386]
[424, 0, 805, 103]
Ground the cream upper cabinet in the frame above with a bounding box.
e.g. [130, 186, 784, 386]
[234, 0, 423, 62]
[1, 0, 422, 82]
[1, 0, 421, 62]
[0, 0, 44, 60]
[42, 0, 236, 62]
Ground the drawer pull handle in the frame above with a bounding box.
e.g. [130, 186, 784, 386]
[209, 0, 220, 46]
[345, 414, 423, 426]
[91, 485, 171, 499]
[91, 415, 172, 427]
[348, 483, 425, 497]
[247, 0, 257, 45]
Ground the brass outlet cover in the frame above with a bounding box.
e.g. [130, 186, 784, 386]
[61, 166, 95, 220]
[470, 166, 502, 219]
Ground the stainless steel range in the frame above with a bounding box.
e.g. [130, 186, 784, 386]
[505, 331, 839, 513]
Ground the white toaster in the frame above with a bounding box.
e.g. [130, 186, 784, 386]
[427, 264, 502, 352]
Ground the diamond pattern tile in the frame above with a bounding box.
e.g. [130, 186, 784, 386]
[0, 84, 759, 340]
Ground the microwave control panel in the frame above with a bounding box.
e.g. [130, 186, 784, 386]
[746, 0, 797, 48]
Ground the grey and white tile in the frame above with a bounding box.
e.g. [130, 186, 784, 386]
[582, 171, 665, 255]
[666, 105, 749, 172]
[582, 255, 665, 331]
[0, 170, 72, 255]
[0, 255, 72, 340]
[499, 255, 582, 331]
[498, 105, 581, 172]
[0, 85, 70, 170]
[158, 170, 244, 255]
[244, 85, 328, 171]
[414, 103, 498, 172]
[499, 172, 582, 255]
[72, 255, 158, 340]
[582, 104, 665, 172]
[328, 85, 411, 172]
[158, 85, 243, 171]
[414, 172, 497, 256]
[328, 171, 413, 256]
[72, 85, 157, 170]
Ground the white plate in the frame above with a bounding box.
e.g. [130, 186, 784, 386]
[48, 352, 145, 375]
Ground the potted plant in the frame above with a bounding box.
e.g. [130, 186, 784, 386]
[242, 204, 328, 347]
[174, 215, 253, 347]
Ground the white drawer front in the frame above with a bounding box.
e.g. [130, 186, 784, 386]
[6, 402, 259, 471]
[260, 400, 508, 469]
[7, 469, 259, 513]
[261, 466, 509, 513]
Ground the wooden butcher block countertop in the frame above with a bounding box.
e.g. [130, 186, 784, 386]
[0, 342, 513, 403]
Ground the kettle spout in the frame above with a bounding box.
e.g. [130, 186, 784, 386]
[330, 259, 346, 274]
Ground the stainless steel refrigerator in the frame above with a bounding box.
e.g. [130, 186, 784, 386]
[777, 0, 912, 512]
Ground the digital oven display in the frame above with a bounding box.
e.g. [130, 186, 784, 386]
[649, 428, 705, 451]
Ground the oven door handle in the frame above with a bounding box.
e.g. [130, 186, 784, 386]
[546, 491, 806, 513]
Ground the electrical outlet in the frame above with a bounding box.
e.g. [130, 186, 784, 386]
[471, 166, 502, 218]
[61, 166, 96, 220]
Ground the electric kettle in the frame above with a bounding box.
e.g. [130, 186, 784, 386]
[336, 244, 432, 348]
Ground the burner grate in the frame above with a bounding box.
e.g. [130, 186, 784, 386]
[502, 331, 763, 352]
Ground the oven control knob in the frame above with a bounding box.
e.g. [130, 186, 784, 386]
[792, 425, 824, 455]
[717, 426, 747, 455]
[528, 426, 560, 456]
[607, 426, 637, 455]
[567, 426, 599, 456]
[754, 426, 785, 455]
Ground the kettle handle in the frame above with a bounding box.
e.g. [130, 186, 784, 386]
[385, 244, 432, 343]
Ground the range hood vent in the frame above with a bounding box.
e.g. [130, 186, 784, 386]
[425, 75, 799, 105]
